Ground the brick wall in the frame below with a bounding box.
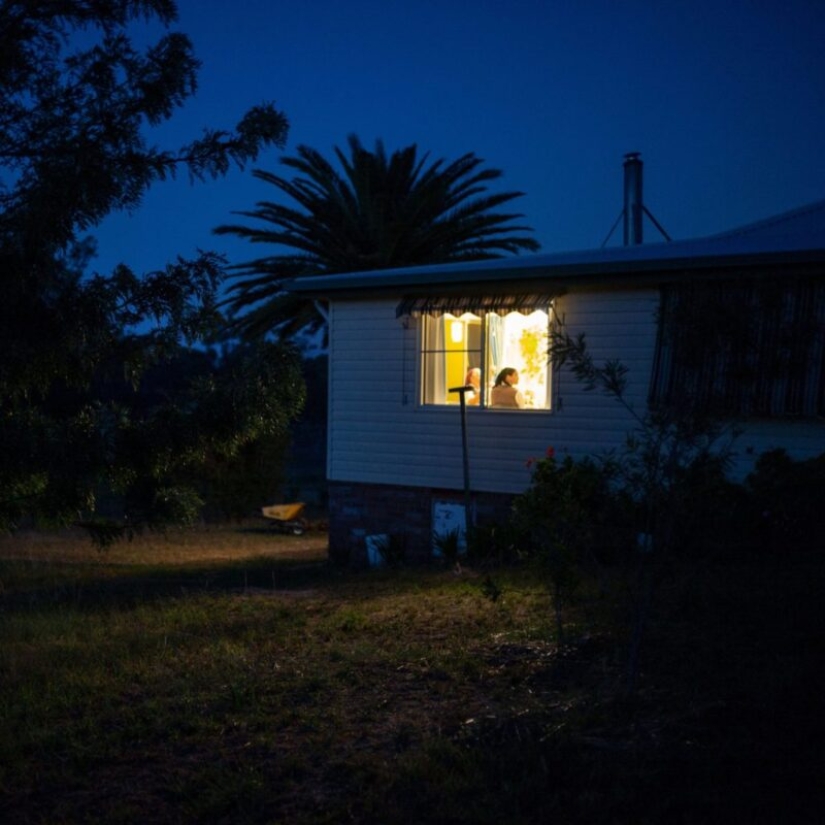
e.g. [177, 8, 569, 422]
[327, 480, 514, 566]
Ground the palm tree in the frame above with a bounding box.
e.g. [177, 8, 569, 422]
[214, 135, 541, 339]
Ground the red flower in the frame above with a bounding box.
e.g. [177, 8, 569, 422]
[526, 457, 535, 469]
[545, 446, 556, 459]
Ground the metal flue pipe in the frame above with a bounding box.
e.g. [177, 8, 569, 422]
[623, 152, 644, 246]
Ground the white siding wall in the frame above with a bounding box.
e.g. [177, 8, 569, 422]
[327, 290, 825, 493]
[729, 420, 825, 476]
[328, 289, 661, 495]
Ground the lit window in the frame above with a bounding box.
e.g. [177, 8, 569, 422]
[420, 309, 551, 409]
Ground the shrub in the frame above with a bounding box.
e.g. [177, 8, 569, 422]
[372, 533, 406, 568]
[465, 521, 524, 568]
[433, 528, 462, 569]
[514, 450, 632, 562]
[512, 449, 631, 641]
[746, 449, 825, 554]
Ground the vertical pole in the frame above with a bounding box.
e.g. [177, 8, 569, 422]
[449, 385, 474, 543]
[623, 152, 644, 246]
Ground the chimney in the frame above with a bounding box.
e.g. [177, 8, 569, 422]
[623, 152, 643, 246]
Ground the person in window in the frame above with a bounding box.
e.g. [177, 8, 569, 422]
[465, 367, 481, 405]
[490, 368, 524, 408]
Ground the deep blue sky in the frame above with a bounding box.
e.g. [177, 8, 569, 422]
[92, 0, 825, 278]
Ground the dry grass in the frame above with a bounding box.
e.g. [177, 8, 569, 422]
[0, 520, 328, 566]
[0, 525, 560, 823]
[1, 525, 823, 824]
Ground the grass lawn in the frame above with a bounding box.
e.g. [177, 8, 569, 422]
[1, 523, 823, 824]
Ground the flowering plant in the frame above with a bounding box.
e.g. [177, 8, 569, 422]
[526, 445, 556, 469]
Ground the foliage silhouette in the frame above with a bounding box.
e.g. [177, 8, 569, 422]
[215, 134, 540, 339]
[547, 317, 739, 692]
[0, 1, 299, 536]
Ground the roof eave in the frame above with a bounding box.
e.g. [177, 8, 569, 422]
[287, 247, 825, 299]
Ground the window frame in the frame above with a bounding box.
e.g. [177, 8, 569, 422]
[417, 307, 554, 411]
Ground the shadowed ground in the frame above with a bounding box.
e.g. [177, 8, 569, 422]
[1, 524, 823, 824]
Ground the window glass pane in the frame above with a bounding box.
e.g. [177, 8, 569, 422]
[486, 310, 550, 409]
[419, 309, 550, 409]
[421, 313, 481, 405]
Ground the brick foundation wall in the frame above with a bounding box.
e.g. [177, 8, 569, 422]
[327, 481, 515, 567]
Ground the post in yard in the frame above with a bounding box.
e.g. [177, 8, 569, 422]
[448, 384, 475, 545]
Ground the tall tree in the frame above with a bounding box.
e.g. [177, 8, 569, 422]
[0, 0, 300, 538]
[215, 135, 541, 339]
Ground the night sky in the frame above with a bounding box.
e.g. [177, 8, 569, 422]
[92, 0, 825, 279]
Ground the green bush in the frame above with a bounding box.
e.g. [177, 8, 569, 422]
[433, 528, 463, 569]
[373, 533, 406, 568]
[465, 521, 524, 567]
[746, 449, 825, 554]
[511, 448, 632, 641]
[513, 448, 632, 568]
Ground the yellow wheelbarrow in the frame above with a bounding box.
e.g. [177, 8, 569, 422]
[261, 502, 309, 535]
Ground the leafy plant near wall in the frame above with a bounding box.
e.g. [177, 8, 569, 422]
[746, 448, 825, 553]
[373, 533, 406, 568]
[513, 448, 628, 643]
[548, 319, 740, 551]
[466, 521, 523, 567]
[433, 528, 463, 571]
[544, 318, 740, 693]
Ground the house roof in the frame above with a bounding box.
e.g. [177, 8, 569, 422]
[286, 198, 825, 299]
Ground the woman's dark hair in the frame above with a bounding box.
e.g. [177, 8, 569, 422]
[494, 367, 517, 387]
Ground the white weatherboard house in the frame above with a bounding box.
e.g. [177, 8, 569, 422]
[290, 196, 825, 566]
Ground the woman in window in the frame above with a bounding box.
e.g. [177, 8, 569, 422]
[490, 368, 524, 408]
[465, 367, 481, 405]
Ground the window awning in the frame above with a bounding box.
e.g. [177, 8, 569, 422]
[395, 291, 565, 318]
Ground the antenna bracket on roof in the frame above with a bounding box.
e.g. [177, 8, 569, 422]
[601, 153, 671, 247]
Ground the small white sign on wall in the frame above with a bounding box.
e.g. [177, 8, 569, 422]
[431, 500, 467, 556]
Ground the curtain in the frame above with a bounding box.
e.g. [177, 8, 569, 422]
[421, 315, 447, 404]
[487, 313, 503, 375]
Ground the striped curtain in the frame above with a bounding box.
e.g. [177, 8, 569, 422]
[396, 292, 563, 318]
[650, 275, 825, 418]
